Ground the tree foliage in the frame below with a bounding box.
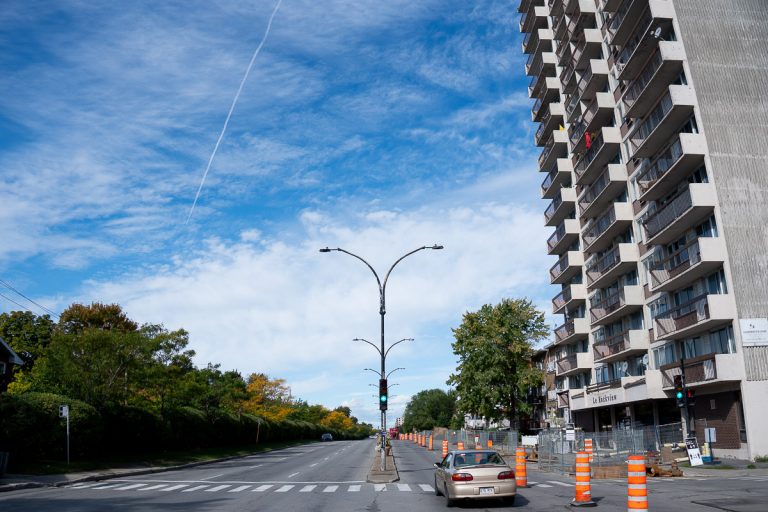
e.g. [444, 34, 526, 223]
[447, 298, 547, 427]
[401, 388, 458, 431]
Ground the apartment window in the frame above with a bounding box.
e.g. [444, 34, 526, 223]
[688, 165, 708, 184]
[711, 326, 736, 354]
[679, 115, 699, 134]
[706, 269, 727, 294]
[673, 285, 695, 306]
[696, 215, 718, 237]
[653, 342, 676, 368]
[595, 365, 610, 384]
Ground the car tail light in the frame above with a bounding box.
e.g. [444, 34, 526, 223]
[452, 473, 474, 482]
[497, 470, 515, 480]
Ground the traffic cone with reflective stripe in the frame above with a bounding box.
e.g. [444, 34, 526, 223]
[585, 438, 593, 463]
[487, 439, 493, 449]
[570, 451, 596, 507]
[515, 447, 528, 488]
[627, 455, 648, 511]
[442, 440, 449, 458]
[457, 441, 464, 450]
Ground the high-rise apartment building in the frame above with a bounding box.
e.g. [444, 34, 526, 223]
[519, 0, 768, 459]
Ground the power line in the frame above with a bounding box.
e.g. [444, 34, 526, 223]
[0, 290, 34, 313]
[0, 278, 59, 318]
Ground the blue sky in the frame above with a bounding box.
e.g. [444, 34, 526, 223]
[0, 0, 556, 425]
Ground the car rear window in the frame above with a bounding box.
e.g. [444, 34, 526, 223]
[453, 452, 505, 467]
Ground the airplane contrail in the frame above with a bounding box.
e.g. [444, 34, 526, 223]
[186, 0, 285, 224]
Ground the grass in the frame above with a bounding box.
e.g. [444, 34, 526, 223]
[747, 464, 756, 469]
[14, 440, 317, 476]
[755, 456, 768, 463]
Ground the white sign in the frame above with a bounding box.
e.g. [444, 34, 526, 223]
[59, 405, 69, 418]
[740, 318, 768, 346]
[685, 437, 703, 466]
[566, 429, 576, 441]
[522, 435, 538, 447]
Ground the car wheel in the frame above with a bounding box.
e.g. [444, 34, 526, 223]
[434, 476, 442, 496]
[444, 484, 454, 507]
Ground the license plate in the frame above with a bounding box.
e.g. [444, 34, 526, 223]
[480, 487, 495, 495]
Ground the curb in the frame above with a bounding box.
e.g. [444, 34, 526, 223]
[366, 448, 399, 484]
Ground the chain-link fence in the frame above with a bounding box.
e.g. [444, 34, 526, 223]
[404, 428, 520, 456]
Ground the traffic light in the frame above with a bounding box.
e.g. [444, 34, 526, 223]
[686, 388, 696, 406]
[674, 374, 685, 408]
[379, 378, 388, 411]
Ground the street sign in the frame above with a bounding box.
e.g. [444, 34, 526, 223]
[59, 405, 69, 418]
[685, 437, 703, 466]
[521, 435, 538, 447]
[565, 428, 576, 441]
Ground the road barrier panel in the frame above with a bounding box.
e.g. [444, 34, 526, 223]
[570, 451, 596, 507]
[627, 455, 648, 512]
[515, 447, 528, 488]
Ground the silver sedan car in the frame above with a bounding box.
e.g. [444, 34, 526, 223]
[433, 450, 517, 506]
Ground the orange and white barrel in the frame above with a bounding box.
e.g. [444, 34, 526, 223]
[457, 441, 464, 450]
[571, 451, 595, 507]
[442, 440, 449, 458]
[585, 438, 593, 463]
[487, 439, 493, 449]
[515, 447, 527, 488]
[428, 435, 433, 451]
[627, 455, 648, 512]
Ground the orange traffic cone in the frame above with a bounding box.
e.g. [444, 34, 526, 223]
[571, 451, 596, 507]
[627, 455, 648, 511]
[515, 447, 527, 488]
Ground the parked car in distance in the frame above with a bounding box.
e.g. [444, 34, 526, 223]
[321, 433, 333, 442]
[433, 450, 516, 506]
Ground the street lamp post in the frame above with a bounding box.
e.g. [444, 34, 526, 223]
[320, 245, 443, 470]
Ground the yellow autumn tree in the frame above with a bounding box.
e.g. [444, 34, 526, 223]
[320, 410, 355, 431]
[243, 373, 295, 422]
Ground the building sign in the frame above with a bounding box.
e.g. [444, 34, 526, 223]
[591, 392, 619, 405]
[685, 437, 703, 466]
[740, 318, 768, 346]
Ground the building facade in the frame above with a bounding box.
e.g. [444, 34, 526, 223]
[519, 0, 768, 460]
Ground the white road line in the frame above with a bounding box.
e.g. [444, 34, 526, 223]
[205, 485, 231, 492]
[229, 485, 251, 492]
[397, 484, 412, 492]
[114, 483, 148, 490]
[182, 485, 210, 492]
[348, 485, 361, 492]
[253, 485, 274, 492]
[534, 483, 553, 488]
[288, 472, 300, 478]
[527, 481, 538, 485]
[250, 465, 263, 469]
[323, 485, 338, 492]
[138, 484, 170, 491]
[418, 484, 434, 492]
[200, 473, 225, 480]
[547, 481, 573, 487]
[309, 463, 319, 467]
[160, 485, 189, 492]
[92, 484, 122, 490]
[374, 484, 387, 492]
[300, 485, 317, 492]
[71, 483, 100, 488]
[275, 485, 294, 493]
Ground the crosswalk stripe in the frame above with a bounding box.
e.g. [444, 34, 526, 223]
[114, 483, 148, 490]
[300, 485, 317, 492]
[348, 485, 361, 492]
[323, 485, 338, 492]
[397, 484, 411, 492]
[182, 485, 210, 492]
[418, 484, 433, 492]
[374, 484, 387, 492]
[138, 484, 170, 491]
[229, 485, 251, 492]
[71, 483, 100, 488]
[92, 484, 122, 490]
[205, 485, 231, 492]
[160, 484, 189, 491]
[253, 485, 274, 492]
[528, 481, 538, 485]
[547, 481, 573, 487]
[275, 485, 294, 493]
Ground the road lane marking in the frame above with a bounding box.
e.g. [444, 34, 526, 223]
[182, 485, 210, 492]
[547, 481, 573, 487]
[71, 483, 100, 488]
[397, 484, 411, 491]
[253, 485, 274, 492]
[138, 484, 170, 491]
[323, 485, 338, 492]
[288, 472, 300, 478]
[205, 485, 231, 492]
[418, 484, 433, 492]
[160, 485, 189, 491]
[374, 484, 387, 492]
[300, 485, 317, 492]
[114, 483, 148, 490]
[250, 465, 263, 469]
[275, 485, 294, 492]
[91, 484, 122, 490]
[229, 485, 251, 492]
[348, 485, 361, 492]
[309, 463, 319, 467]
[200, 473, 225, 480]
[534, 483, 552, 488]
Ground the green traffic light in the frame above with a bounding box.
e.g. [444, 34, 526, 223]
[676, 391, 684, 399]
[380, 395, 387, 403]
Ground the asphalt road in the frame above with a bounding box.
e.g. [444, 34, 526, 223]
[2, 439, 767, 511]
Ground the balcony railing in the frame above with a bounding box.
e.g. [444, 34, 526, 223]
[550, 251, 578, 281]
[586, 378, 622, 393]
[579, 168, 610, 210]
[635, 136, 683, 195]
[615, 7, 653, 68]
[582, 205, 616, 250]
[569, 119, 587, 146]
[555, 319, 576, 342]
[623, 48, 664, 112]
[547, 221, 570, 252]
[585, 244, 620, 279]
[608, 0, 636, 38]
[593, 329, 632, 361]
[660, 352, 721, 387]
[557, 353, 581, 373]
[582, 94, 602, 125]
[574, 130, 604, 180]
[541, 165, 559, 194]
[561, 61, 576, 85]
[532, 96, 544, 119]
[566, 91, 581, 118]
[649, 238, 703, 288]
[539, 131, 557, 168]
[544, 192, 565, 223]
[574, 63, 595, 100]
[629, 92, 674, 152]
[589, 288, 625, 323]
[653, 294, 711, 338]
[553, 286, 574, 311]
[641, 186, 693, 240]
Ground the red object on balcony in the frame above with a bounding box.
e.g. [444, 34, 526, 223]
[585, 131, 592, 149]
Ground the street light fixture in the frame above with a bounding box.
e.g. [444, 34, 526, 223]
[321, 244, 443, 470]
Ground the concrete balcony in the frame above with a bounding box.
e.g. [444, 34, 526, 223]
[660, 352, 743, 389]
[615, 3, 675, 81]
[567, 60, 610, 123]
[545, 187, 577, 226]
[554, 317, 590, 345]
[571, 28, 603, 71]
[649, 237, 727, 293]
[653, 293, 736, 341]
[541, 158, 573, 199]
[532, 77, 562, 122]
[628, 86, 697, 159]
[556, 352, 592, 377]
[592, 329, 649, 364]
[539, 128, 569, 171]
[574, 126, 622, 186]
[547, 218, 581, 255]
[641, 183, 717, 246]
[582, 202, 633, 254]
[535, 100, 565, 147]
[518, 0, 539, 14]
[578, 164, 627, 220]
[585, 243, 639, 290]
[526, 44, 555, 76]
[571, 93, 616, 155]
[524, 24, 553, 54]
[521, 4, 549, 34]
[608, 0, 658, 48]
[550, 250, 584, 284]
[599, 0, 623, 11]
[553, 283, 587, 315]
[589, 285, 644, 326]
[566, 0, 597, 39]
[549, 0, 565, 17]
[623, 41, 686, 119]
[636, 133, 707, 202]
[557, 389, 570, 408]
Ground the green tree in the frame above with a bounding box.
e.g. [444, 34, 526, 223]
[58, 302, 138, 334]
[401, 388, 457, 431]
[0, 311, 55, 371]
[288, 400, 330, 424]
[447, 298, 547, 428]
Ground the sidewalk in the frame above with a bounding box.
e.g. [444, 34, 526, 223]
[681, 459, 768, 478]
